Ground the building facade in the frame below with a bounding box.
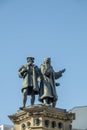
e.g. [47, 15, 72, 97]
[70, 106, 87, 130]
[0, 125, 14, 130]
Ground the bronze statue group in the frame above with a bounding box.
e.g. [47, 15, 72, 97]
[18, 57, 65, 109]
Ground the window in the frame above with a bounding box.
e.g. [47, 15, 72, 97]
[21, 123, 26, 130]
[51, 121, 56, 128]
[26, 122, 31, 128]
[58, 122, 63, 129]
[44, 120, 50, 127]
[34, 118, 40, 126]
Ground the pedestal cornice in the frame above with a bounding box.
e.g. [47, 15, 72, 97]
[8, 104, 75, 124]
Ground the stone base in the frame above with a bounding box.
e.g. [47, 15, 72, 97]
[8, 104, 75, 130]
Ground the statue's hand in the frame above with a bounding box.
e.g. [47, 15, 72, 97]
[62, 68, 66, 73]
[55, 83, 60, 86]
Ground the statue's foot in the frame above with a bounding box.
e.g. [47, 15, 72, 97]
[44, 103, 51, 107]
[19, 106, 25, 110]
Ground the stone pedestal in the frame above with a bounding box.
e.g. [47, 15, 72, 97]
[8, 105, 75, 130]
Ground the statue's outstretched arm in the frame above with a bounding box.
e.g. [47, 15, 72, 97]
[55, 68, 66, 79]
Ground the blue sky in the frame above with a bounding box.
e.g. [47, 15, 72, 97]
[0, 0, 87, 125]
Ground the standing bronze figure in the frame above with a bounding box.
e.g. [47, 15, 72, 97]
[18, 57, 40, 109]
[39, 58, 65, 107]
